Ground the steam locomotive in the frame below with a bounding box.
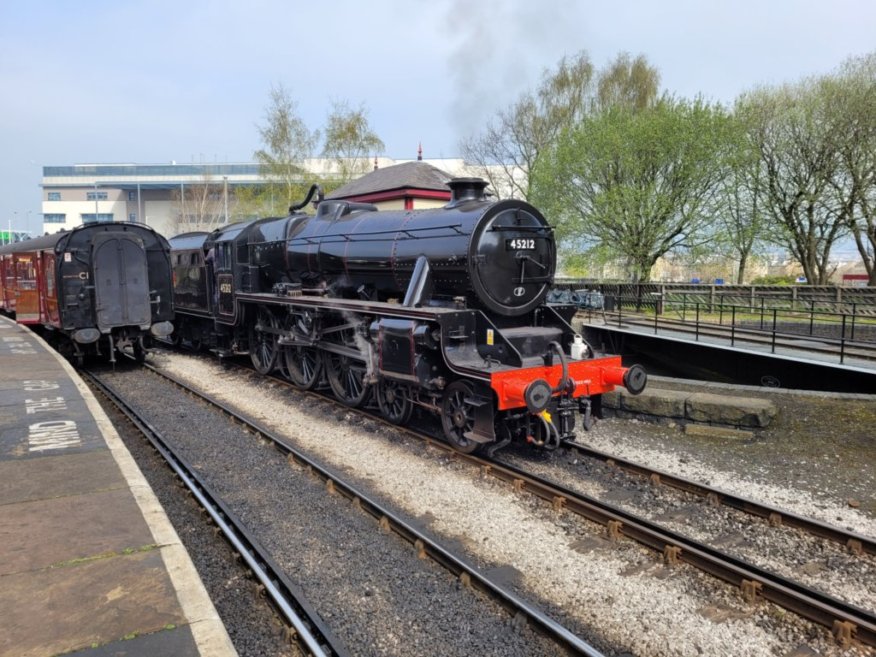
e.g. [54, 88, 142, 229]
[0, 223, 174, 365]
[169, 178, 646, 453]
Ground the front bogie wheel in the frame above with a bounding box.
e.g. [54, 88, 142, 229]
[441, 381, 480, 454]
[376, 378, 413, 425]
[133, 339, 147, 363]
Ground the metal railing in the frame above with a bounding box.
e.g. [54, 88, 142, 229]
[555, 280, 876, 317]
[594, 293, 876, 365]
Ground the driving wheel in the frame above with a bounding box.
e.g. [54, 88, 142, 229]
[249, 306, 279, 374]
[324, 350, 370, 407]
[283, 345, 322, 390]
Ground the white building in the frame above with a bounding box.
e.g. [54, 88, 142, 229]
[39, 157, 479, 238]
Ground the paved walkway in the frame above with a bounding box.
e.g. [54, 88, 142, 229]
[0, 315, 237, 657]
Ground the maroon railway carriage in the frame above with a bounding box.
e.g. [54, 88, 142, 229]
[0, 223, 174, 364]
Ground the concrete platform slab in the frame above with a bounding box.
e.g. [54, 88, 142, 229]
[0, 315, 237, 657]
[0, 450, 126, 505]
[0, 488, 156, 575]
[0, 550, 187, 657]
[66, 624, 200, 657]
[0, 379, 83, 406]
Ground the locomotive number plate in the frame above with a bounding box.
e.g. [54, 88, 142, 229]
[506, 238, 536, 250]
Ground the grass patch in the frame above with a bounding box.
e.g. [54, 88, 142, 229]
[49, 543, 160, 569]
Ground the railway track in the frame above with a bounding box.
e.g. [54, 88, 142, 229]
[157, 348, 876, 650]
[85, 369, 347, 657]
[88, 361, 607, 657]
[556, 440, 875, 558]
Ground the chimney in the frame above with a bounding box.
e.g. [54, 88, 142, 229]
[446, 177, 489, 206]
[373, 156, 378, 171]
[417, 143, 423, 161]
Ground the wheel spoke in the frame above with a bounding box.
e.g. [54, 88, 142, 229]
[441, 381, 480, 454]
[284, 346, 321, 389]
[377, 378, 412, 425]
[325, 349, 369, 408]
[250, 307, 279, 374]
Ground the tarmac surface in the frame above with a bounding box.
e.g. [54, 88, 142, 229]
[0, 315, 237, 657]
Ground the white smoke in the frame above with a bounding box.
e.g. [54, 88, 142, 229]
[443, 0, 589, 141]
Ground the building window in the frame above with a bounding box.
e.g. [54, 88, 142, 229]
[43, 213, 66, 223]
[128, 213, 137, 222]
[82, 213, 114, 224]
[86, 191, 108, 201]
[47, 192, 61, 201]
[128, 191, 136, 201]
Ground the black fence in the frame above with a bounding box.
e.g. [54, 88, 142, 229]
[582, 292, 876, 365]
[554, 280, 876, 316]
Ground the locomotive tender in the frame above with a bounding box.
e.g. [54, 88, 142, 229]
[0, 223, 174, 364]
[170, 178, 646, 453]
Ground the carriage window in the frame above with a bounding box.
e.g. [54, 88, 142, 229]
[16, 259, 37, 289]
[217, 243, 232, 270]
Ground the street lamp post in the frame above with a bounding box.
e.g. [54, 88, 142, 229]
[94, 181, 99, 223]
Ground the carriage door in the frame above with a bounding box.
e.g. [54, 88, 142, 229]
[92, 233, 151, 330]
[215, 241, 235, 318]
[14, 254, 40, 322]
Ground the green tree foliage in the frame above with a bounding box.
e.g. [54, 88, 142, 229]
[460, 52, 595, 200]
[739, 80, 846, 285]
[461, 52, 660, 201]
[254, 84, 319, 208]
[712, 112, 770, 283]
[233, 184, 287, 219]
[596, 52, 660, 112]
[532, 97, 731, 282]
[828, 53, 876, 284]
[322, 100, 385, 184]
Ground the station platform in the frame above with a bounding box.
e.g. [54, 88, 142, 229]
[0, 316, 236, 657]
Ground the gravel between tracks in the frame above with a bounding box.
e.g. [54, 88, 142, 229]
[98, 364, 562, 657]
[498, 443, 876, 613]
[152, 350, 876, 657]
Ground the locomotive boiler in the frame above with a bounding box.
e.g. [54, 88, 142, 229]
[249, 178, 553, 319]
[170, 178, 646, 454]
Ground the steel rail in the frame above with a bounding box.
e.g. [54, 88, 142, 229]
[473, 455, 876, 649]
[560, 439, 875, 557]
[138, 363, 607, 657]
[157, 351, 876, 649]
[84, 371, 347, 657]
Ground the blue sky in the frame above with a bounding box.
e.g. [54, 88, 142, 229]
[2, 0, 875, 237]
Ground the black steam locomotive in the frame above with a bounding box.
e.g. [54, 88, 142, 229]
[169, 178, 646, 453]
[0, 223, 174, 365]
